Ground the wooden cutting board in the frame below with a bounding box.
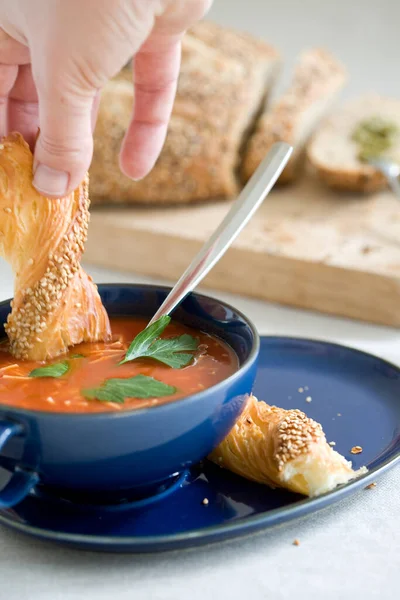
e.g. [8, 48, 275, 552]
[85, 172, 400, 327]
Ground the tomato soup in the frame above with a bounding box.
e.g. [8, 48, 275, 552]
[0, 317, 238, 413]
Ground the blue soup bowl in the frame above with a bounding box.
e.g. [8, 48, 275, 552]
[0, 284, 259, 508]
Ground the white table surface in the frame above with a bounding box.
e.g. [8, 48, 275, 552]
[1, 0, 400, 598]
[0, 263, 399, 600]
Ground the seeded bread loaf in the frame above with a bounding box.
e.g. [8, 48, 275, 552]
[242, 49, 347, 184]
[307, 95, 400, 192]
[90, 21, 280, 205]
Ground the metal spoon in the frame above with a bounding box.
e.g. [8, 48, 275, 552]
[366, 156, 400, 199]
[148, 142, 293, 325]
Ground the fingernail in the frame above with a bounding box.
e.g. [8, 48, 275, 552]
[33, 164, 69, 197]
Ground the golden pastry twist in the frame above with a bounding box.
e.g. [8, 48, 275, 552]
[209, 395, 367, 497]
[0, 133, 111, 361]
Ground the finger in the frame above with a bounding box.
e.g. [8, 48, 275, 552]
[0, 28, 31, 138]
[0, 63, 18, 138]
[119, 34, 181, 180]
[119, 0, 212, 180]
[31, 83, 95, 198]
[155, 0, 213, 34]
[8, 64, 39, 148]
[0, 29, 30, 65]
[91, 90, 101, 132]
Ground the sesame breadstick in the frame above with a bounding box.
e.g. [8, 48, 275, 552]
[0, 133, 111, 361]
[209, 395, 367, 497]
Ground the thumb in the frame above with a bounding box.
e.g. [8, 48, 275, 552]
[32, 86, 96, 198]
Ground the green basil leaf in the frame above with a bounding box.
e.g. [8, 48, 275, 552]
[29, 361, 70, 378]
[82, 374, 177, 403]
[120, 315, 171, 365]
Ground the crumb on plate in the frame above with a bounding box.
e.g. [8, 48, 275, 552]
[305, 396, 312, 402]
[202, 498, 209, 505]
[365, 482, 376, 490]
[293, 539, 300, 546]
[350, 445, 363, 454]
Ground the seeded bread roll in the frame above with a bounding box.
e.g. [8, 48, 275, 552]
[90, 21, 280, 205]
[242, 49, 347, 184]
[307, 95, 400, 192]
[209, 395, 367, 497]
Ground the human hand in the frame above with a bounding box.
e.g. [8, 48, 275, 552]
[0, 0, 211, 198]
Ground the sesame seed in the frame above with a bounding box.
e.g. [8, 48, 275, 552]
[4, 174, 98, 359]
[3, 207, 11, 214]
[305, 396, 312, 402]
[298, 387, 304, 393]
[276, 408, 323, 466]
[202, 498, 209, 505]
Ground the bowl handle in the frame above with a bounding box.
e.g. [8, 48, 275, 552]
[0, 420, 39, 508]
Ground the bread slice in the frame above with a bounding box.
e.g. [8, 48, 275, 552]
[90, 21, 280, 205]
[242, 48, 347, 184]
[307, 94, 400, 192]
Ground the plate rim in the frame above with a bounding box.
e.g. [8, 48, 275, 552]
[0, 335, 399, 551]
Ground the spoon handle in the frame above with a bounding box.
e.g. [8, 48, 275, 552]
[148, 142, 293, 325]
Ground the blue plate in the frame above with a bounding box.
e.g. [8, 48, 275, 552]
[0, 336, 399, 552]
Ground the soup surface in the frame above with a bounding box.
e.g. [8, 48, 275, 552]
[0, 317, 238, 413]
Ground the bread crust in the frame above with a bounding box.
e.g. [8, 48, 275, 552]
[308, 162, 386, 193]
[307, 94, 400, 193]
[242, 48, 347, 184]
